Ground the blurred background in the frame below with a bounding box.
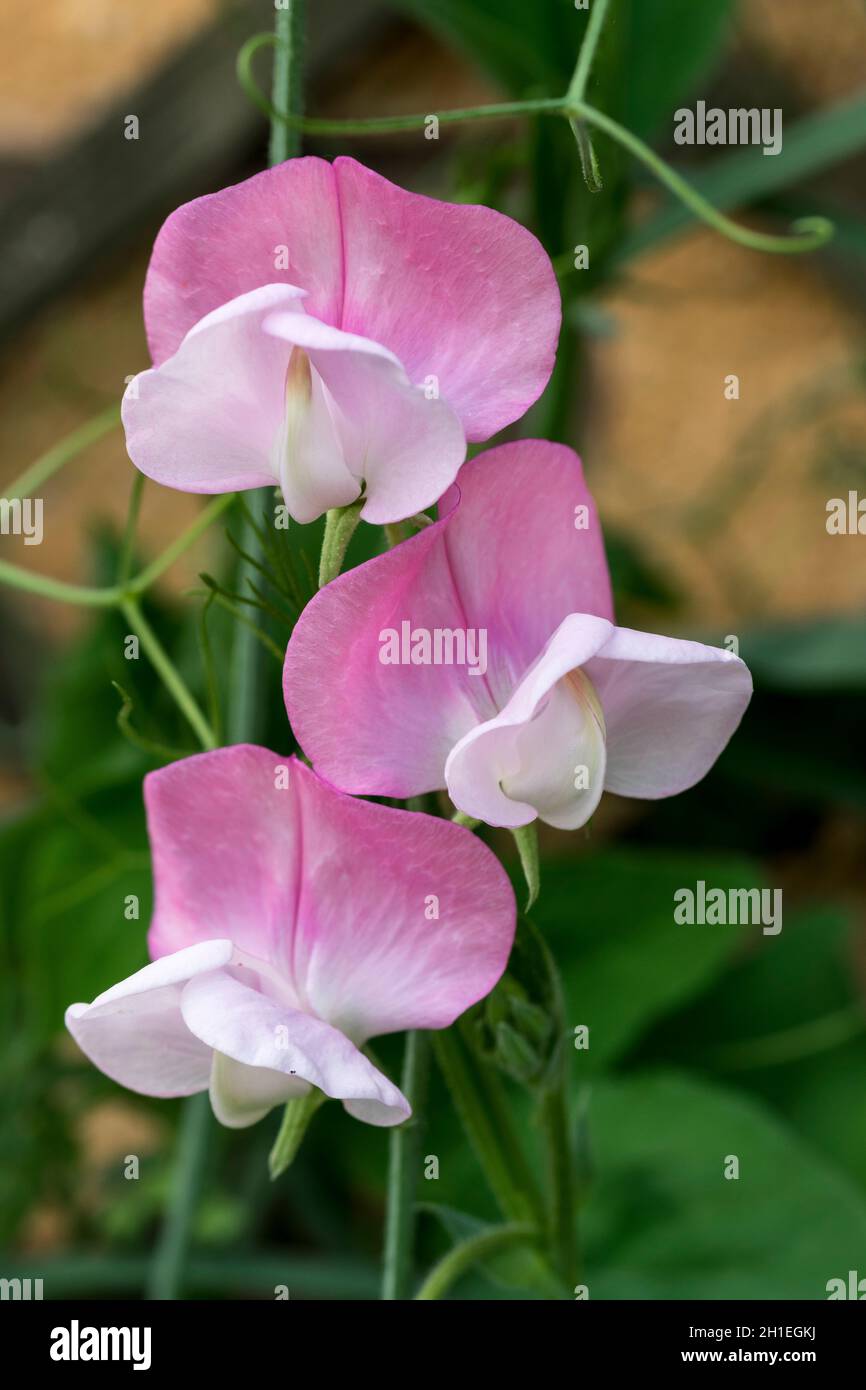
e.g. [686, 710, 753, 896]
[1, 0, 866, 1299]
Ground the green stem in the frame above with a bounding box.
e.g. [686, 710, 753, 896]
[121, 597, 216, 751]
[0, 493, 235, 609]
[236, 40, 562, 135]
[0, 561, 118, 607]
[567, 0, 613, 104]
[566, 0, 612, 191]
[129, 494, 235, 595]
[269, 1, 305, 165]
[432, 1023, 543, 1226]
[118, 472, 145, 584]
[318, 499, 363, 588]
[415, 1223, 537, 1301]
[3, 402, 119, 501]
[540, 1079, 579, 1287]
[146, 1091, 210, 1299]
[382, 1030, 430, 1300]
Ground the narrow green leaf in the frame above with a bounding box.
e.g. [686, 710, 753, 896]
[510, 823, 540, 910]
[269, 1091, 326, 1180]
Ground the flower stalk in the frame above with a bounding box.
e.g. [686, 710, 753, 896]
[382, 1030, 431, 1299]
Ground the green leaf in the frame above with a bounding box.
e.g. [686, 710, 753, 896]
[385, 0, 578, 95]
[623, 0, 735, 138]
[510, 823, 540, 909]
[532, 849, 762, 1071]
[644, 907, 866, 1192]
[269, 1091, 326, 1179]
[740, 615, 866, 691]
[585, 1071, 866, 1298]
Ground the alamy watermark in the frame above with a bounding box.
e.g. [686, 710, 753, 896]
[674, 101, 782, 157]
[50, 1321, 151, 1371]
[0, 496, 43, 545]
[674, 881, 782, 936]
[0, 1276, 42, 1299]
[379, 621, 488, 677]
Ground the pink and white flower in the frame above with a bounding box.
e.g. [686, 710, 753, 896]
[122, 156, 560, 524]
[65, 748, 515, 1128]
[283, 440, 753, 829]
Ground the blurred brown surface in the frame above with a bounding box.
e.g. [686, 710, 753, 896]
[0, 0, 217, 157]
[592, 229, 866, 629]
[743, 0, 866, 103]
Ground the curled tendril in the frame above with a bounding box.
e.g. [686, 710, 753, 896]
[236, 31, 834, 259]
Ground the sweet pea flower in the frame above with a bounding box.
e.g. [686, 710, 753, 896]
[283, 441, 753, 830]
[65, 748, 515, 1127]
[122, 156, 560, 525]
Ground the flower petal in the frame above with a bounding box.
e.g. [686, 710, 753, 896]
[334, 157, 561, 439]
[445, 614, 613, 828]
[263, 309, 465, 523]
[143, 156, 560, 440]
[144, 745, 303, 972]
[586, 627, 753, 799]
[181, 969, 410, 1127]
[209, 1052, 311, 1130]
[123, 284, 305, 496]
[65, 940, 233, 1098]
[144, 156, 343, 365]
[284, 509, 494, 797]
[144, 751, 515, 1046]
[284, 440, 612, 796]
[288, 760, 517, 1041]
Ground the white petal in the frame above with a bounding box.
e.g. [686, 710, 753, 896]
[445, 614, 612, 828]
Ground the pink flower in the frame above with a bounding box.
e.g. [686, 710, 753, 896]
[65, 748, 515, 1127]
[283, 441, 753, 829]
[122, 157, 560, 524]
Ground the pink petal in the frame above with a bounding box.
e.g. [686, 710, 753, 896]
[284, 511, 495, 796]
[289, 761, 516, 1039]
[445, 614, 612, 828]
[144, 745, 303, 969]
[143, 156, 560, 440]
[333, 157, 561, 440]
[145, 749, 515, 1043]
[181, 969, 410, 1127]
[586, 627, 753, 799]
[284, 440, 612, 797]
[144, 156, 343, 365]
[65, 940, 233, 1098]
[263, 309, 466, 523]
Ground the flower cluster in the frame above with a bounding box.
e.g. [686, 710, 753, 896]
[67, 157, 752, 1131]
